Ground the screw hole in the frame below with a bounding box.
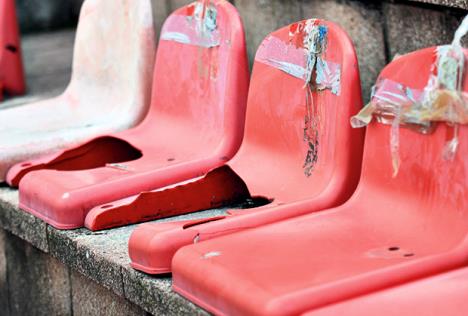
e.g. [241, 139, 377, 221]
[403, 253, 414, 257]
[5, 44, 17, 53]
[388, 247, 399, 251]
[101, 205, 113, 209]
[167, 158, 175, 162]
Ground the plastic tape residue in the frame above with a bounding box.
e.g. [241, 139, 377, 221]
[256, 19, 341, 177]
[255, 32, 341, 95]
[160, 1, 220, 48]
[351, 15, 468, 176]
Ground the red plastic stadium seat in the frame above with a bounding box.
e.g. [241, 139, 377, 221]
[13, 0, 250, 230]
[0, 0, 25, 101]
[128, 19, 364, 274]
[306, 268, 468, 316]
[1, 0, 155, 181]
[171, 46, 468, 316]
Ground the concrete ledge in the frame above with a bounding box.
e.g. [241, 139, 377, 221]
[0, 186, 222, 315]
[409, 0, 468, 10]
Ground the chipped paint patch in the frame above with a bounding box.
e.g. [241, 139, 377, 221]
[106, 163, 132, 171]
[202, 251, 221, 259]
[160, 1, 220, 48]
[160, 32, 190, 44]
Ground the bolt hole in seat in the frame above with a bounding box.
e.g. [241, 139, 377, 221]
[12, 0, 250, 230]
[170, 23, 468, 316]
[0, 0, 156, 182]
[127, 19, 364, 274]
[0, 0, 25, 101]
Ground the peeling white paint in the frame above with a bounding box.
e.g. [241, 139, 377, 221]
[160, 1, 220, 48]
[161, 32, 191, 44]
[202, 251, 221, 259]
[265, 59, 305, 79]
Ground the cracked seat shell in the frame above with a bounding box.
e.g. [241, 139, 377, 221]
[0, 0, 156, 181]
[0, 0, 25, 101]
[170, 47, 468, 316]
[12, 0, 250, 230]
[126, 19, 364, 274]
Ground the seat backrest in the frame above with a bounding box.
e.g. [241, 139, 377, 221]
[65, 0, 155, 124]
[356, 47, 468, 241]
[0, 0, 25, 97]
[140, 0, 249, 157]
[233, 19, 364, 202]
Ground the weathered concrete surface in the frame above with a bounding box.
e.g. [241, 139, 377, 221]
[0, 186, 232, 315]
[123, 268, 209, 316]
[235, 0, 302, 68]
[384, 2, 467, 59]
[71, 270, 147, 316]
[5, 232, 71, 316]
[410, 0, 468, 10]
[168, 0, 234, 12]
[48, 227, 128, 297]
[48, 206, 228, 308]
[301, 0, 386, 103]
[21, 30, 75, 96]
[151, 0, 170, 41]
[0, 185, 48, 252]
[0, 231, 9, 316]
[168, 0, 198, 11]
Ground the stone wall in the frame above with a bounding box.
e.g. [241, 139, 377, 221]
[0, 230, 147, 316]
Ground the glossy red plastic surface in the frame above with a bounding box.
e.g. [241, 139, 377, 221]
[128, 20, 364, 273]
[171, 47, 468, 316]
[0, 0, 25, 100]
[14, 0, 249, 230]
[306, 267, 468, 316]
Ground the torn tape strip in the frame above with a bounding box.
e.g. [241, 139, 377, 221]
[351, 58, 468, 131]
[160, 1, 220, 48]
[351, 35, 468, 176]
[255, 35, 341, 95]
[351, 78, 428, 129]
